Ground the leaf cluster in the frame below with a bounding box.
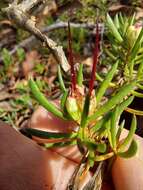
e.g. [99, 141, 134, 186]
[27, 14, 143, 171]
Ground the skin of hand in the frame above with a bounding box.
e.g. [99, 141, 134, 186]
[29, 106, 143, 190]
[0, 120, 84, 190]
[0, 106, 143, 190]
[112, 129, 143, 190]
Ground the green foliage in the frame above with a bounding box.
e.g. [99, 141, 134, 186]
[75, 0, 108, 22]
[26, 127, 77, 139]
[107, 14, 123, 43]
[14, 95, 31, 107]
[34, 63, 45, 75]
[66, 95, 81, 123]
[15, 80, 28, 93]
[16, 29, 30, 42]
[72, 27, 87, 52]
[118, 115, 137, 152]
[1, 2, 143, 176]
[80, 94, 90, 128]
[96, 61, 118, 104]
[29, 78, 65, 120]
[58, 65, 66, 92]
[110, 106, 119, 150]
[77, 63, 83, 87]
[60, 90, 68, 110]
[28, 13, 142, 174]
[105, 14, 143, 87]
[118, 140, 138, 158]
[45, 15, 54, 25]
[29, 74, 137, 166]
[50, 26, 88, 53]
[1, 48, 13, 71]
[17, 48, 25, 63]
[0, 48, 13, 81]
[89, 81, 136, 122]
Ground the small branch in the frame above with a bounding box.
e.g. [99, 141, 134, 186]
[19, 0, 44, 12]
[2, 0, 70, 71]
[0, 21, 104, 63]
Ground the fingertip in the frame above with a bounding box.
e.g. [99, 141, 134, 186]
[112, 131, 143, 190]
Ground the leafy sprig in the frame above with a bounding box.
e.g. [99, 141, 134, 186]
[28, 16, 141, 174]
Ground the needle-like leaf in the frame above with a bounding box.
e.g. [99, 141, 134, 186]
[80, 94, 90, 128]
[83, 141, 107, 153]
[26, 128, 77, 139]
[88, 19, 100, 97]
[114, 14, 120, 29]
[44, 140, 77, 148]
[68, 21, 76, 93]
[60, 90, 68, 110]
[118, 139, 138, 158]
[128, 13, 136, 26]
[111, 106, 119, 150]
[77, 63, 83, 87]
[132, 91, 143, 98]
[137, 61, 143, 78]
[29, 78, 65, 120]
[96, 61, 118, 104]
[131, 27, 143, 60]
[125, 107, 143, 116]
[88, 81, 136, 122]
[107, 14, 123, 43]
[118, 13, 124, 25]
[118, 115, 136, 152]
[94, 152, 114, 161]
[116, 120, 125, 142]
[118, 96, 134, 116]
[58, 65, 66, 92]
[91, 112, 112, 133]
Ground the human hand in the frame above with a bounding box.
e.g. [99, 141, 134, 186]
[30, 106, 143, 190]
[0, 106, 143, 190]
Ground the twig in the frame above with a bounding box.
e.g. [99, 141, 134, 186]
[19, 0, 44, 12]
[2, 0, 70, 71]
[82, 161, 105, 190]
[0, 21, 104, 63]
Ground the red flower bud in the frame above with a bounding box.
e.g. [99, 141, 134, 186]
[68, 21, 76, 94]
[88, 20, 100, 97]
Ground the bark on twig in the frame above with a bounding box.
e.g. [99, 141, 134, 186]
[2, 0, 70, 71]
[0, 21, 104, 63]
[0, 22, 95, 61]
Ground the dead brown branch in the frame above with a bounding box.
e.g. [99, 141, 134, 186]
[0, 21, 100, 63]
[2, 0, 70, 71]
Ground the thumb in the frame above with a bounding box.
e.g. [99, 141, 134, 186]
[112, 130, 143, 190]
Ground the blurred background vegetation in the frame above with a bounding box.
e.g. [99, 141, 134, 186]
[0, 0, 143, 133]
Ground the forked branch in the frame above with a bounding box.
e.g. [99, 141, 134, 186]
[2, 0, 70, 71]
